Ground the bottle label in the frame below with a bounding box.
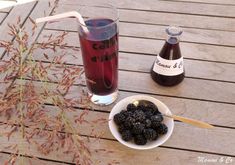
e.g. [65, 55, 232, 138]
[153, 56, 184, 76]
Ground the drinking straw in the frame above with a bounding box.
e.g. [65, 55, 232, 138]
[35, 11, 89, 33]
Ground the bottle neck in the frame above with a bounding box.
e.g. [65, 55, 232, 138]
[166, 36, 180, 45]
[165, 26, 182, 45]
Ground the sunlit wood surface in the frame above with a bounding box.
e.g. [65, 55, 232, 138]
[0, 0, 235, 164]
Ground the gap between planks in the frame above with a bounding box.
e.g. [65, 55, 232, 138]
[30, 48, 235, 83]
[0, 104, 235, 158]
[54, 3, 235, 32]
[13, 79, 235, 128]
[159, 0, 235, 6]
[59, 0, 235, 18]
[38, 29, 235, 64]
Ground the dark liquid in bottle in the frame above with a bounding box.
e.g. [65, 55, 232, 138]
[79, 18, 118, 95]
[151, 39, 184, 86]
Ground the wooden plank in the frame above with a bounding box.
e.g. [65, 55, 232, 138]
[0, 2, 37, 58]
[165, 0, 235, 5]
[0, 13, 7, 24]
[32, 48, 235, 83]
[59, 0, 235, 18]
[45, 20, 235, 47]
[1, 0, 57, 62]
[0, 152, 65, 165]
[38, 30, 235, 63]
[29, 66, 235, 104]
[118, 10, 235, 32]
[0, 121, 234, 164]
[20, 0, 58, 48]
[51, 106, 235, 156]
[18, 55, 235, 103]
[119, 22, 235, 47]
[53, 5, 235, 32]
[25, 65, 233, 104]
[117, 0, 235, 18]
[1, 105, 235, 157]
[0, 0, 56, 98]
[118, 71, 235, 104]
[120, 37, 235, 64]
[13, 78, 235, 128]
[0, 7, 11, 13]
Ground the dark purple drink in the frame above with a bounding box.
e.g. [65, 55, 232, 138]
[151, 41, 184, 86]
[79, 18, 118, 95]
[151, 26, 184, 86]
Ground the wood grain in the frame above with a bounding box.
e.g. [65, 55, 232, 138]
[116, 0, 235, 17]
[0, 125, 231, 165]
[164, 0, 235, 5]
[1, 104, 235, 156]
[119, 22, 235, 47]
[118, 10, 235, 32]
[22, 0, 57, 46]
[2, 0, 57, 62]
[0, 0, 58, 97]
[45, 20, 235, 46]
[59, 0, 235, 18]
[0, 13, 7, 24]
[0, 2, 36, 58]
[0, 0, 234, 164]
[32, 48, 235, 83]
[120, 37, 235, 63]
[0, 152, 65, 165]
[52, 4, 235, 32]
[14, 79, 235, 128]
[0, 7, 11, 13]
[38, 30, 235, 63]
[36, 31, 235, 104]
[118, 71, 235, 104]
[18, 57, 235, 104]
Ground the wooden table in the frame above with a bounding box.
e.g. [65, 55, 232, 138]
[0, 0, 235, 164]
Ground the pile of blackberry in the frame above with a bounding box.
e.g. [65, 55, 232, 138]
[113, 102, 168, 145]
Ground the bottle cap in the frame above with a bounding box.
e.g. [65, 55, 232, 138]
[166, 26, 183, 36]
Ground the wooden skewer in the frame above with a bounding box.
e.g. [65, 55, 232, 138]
[133, 100, 214, 129]
[164, 114, 214, 129]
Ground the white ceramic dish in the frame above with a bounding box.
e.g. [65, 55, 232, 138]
[109, 95, 174, 150]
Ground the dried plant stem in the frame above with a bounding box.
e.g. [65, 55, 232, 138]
[27, 53, 51, 96]
[60, 110, 92, 164]
[18, 28, 26, 165]
[0, 18, 115, 164]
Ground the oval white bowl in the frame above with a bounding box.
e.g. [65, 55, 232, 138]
[109, 95, 174, 150]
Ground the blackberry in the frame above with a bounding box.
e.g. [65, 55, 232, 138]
[143, 128, 158, 140]
[120, 110, 132, 118]
[114, 113, 126, 125]
[118, 124, 126, 133]
[150, 115, 163, 128]
[134, 134, 147, 145]
[137, 104, 146, 111]
[132, 110, 145, 122]
[120, 110, 127, 115]
[124, 117, 135, 129]
[156, 123, 168, 135]
[146, 103, 160, 114]
[121, 130, 133, 141]
[144, 119, 152, 128]
[132, 122, 145, 134]
[156, 114, 164, 122]
[144, 109, 154, 119]
[153, 110, 161, 115]
[127, 103, 137, 112]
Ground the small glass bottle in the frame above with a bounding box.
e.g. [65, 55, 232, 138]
[151, 26, 184, 86]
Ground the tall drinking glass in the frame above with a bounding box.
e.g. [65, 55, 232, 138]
[78, 4, 119, 105]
